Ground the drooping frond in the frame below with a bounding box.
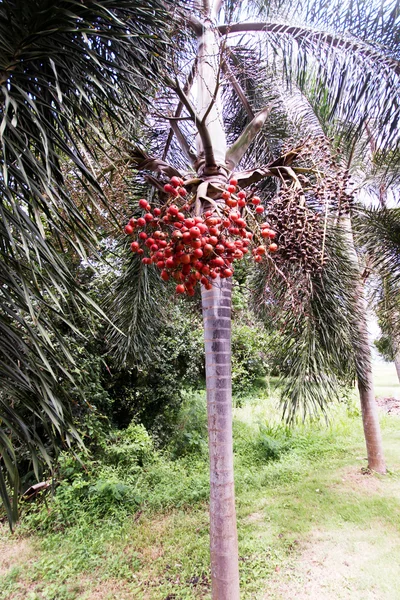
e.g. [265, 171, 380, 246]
[0, 0, 174, 525]
[355, 206, 400, 284]
[250, 226, 366, 421]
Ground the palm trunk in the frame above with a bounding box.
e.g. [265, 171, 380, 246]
[343, 215, 386, 474]
[394, 354, 400, 385]
[355, 289, 386, 473]
[202, 277, 240, 600]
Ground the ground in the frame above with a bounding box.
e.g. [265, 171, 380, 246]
[0, 361, 399, 599]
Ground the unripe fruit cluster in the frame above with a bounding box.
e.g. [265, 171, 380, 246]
[124, 176, 278, 295]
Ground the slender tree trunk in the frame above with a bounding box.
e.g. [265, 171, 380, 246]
[355, 290, 386, 473]
[202, 277, 240, 600]
[391, 336, 400, 385]
[343, 215, 386, 474]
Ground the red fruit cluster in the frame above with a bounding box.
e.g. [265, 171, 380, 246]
[124, 176, 278, 295]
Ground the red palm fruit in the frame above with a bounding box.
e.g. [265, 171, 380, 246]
[176, 284, 185, 294]
[157, 260, 165, 269]
[178, 187, 187, 196]
[184, 218, 196, 228]
[246, 232, 253, 239]
[205, 282, 213, 290]
[269, 243, 278, 252]
[142, 257, 152, 265]
[213, 256, 225, 267]
[182, 232, 191, 243]
[198, 223, 208, 234]
[194, 271, 202, 280]
[161, 270, 169, 281]
[227, 185, 236, 193]
[191, 239, 202, 249]
[222, 268, 233, 277]
[170, 176, 181, 187]
[187, 287, 195, 296]
[209, 270, 218, 279]
[255, 206, 264, 214]
[261, 229, 271, 238]
[139, 199, 148, 208]
[202, 265, 210, 275]
[139, 231, 147, 240]
[137, 217, 146, 227]
[203, 243, 213, 255]
[222, 191, 231, 200]
[159, 240, 167, 248]
[177, 212, 185, 221]
[209, 236, 218, 246]
[130, 241, 139, 252]
[242, 247, 249, 254]
[229, 178, 238, 186]
[194, 217, 204, 224]
[238, 190, 246, 199]
[180, 254, 191, 265]
[215, 244, 225, 254]
[190, 226, 200, 238]
[225, 241, 235, 251]
[153, 231, 162, 239]
[172, 230, 183, 240]
[166, 257, 175, 268]
[151, 244, 158, 252]
[125, 224, 134, 235]
[268, 230, 277, 239]
[229, 227, 240, 235]
[163, 215, 170, 223]
[193, 248, 203, 258]
[182, 264, 191, 275]
[129, 218, 136, 226]
[251, 196, 261, 205]
[254, 254, 262, 263]
[164, 183, 174, 193]
[153, 208, 161, 216]
[204, 210, 213, 217]
[226, 198, 238, 208]
[200, 276, 208, 285]
[171, 188, 179, 197]
[209, 226, 219, 236]
[234, 250, 243, 259]
[168, 205, 179, 216]
[206, 217, 219, 226]
[222, 218, 231, 228]
[256, 246, 266, 255]
[145, 213, 153, 222]
[230, 212, 240, 222]
[236, 218, 246, 228]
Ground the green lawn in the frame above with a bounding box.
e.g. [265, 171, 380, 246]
[373, 361, 400, 399]
[1, 387, 400, 600]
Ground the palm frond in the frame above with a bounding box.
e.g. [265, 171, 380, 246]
[250, 226, 367, 421]
[0, 0, 174, 525]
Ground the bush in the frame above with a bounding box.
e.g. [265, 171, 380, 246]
[231, 323, 271, 396]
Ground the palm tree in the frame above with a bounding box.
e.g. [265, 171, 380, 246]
[2, 0, 399, 598]
[0, 0, 171, 525]
[108, 1, 399, 596]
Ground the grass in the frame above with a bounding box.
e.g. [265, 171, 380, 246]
[1, 380, 400, 599]
[372, 360, 400, 399]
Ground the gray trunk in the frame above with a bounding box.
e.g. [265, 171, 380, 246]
[342, 215, 386, 474]
[202, 277, 240, 600]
